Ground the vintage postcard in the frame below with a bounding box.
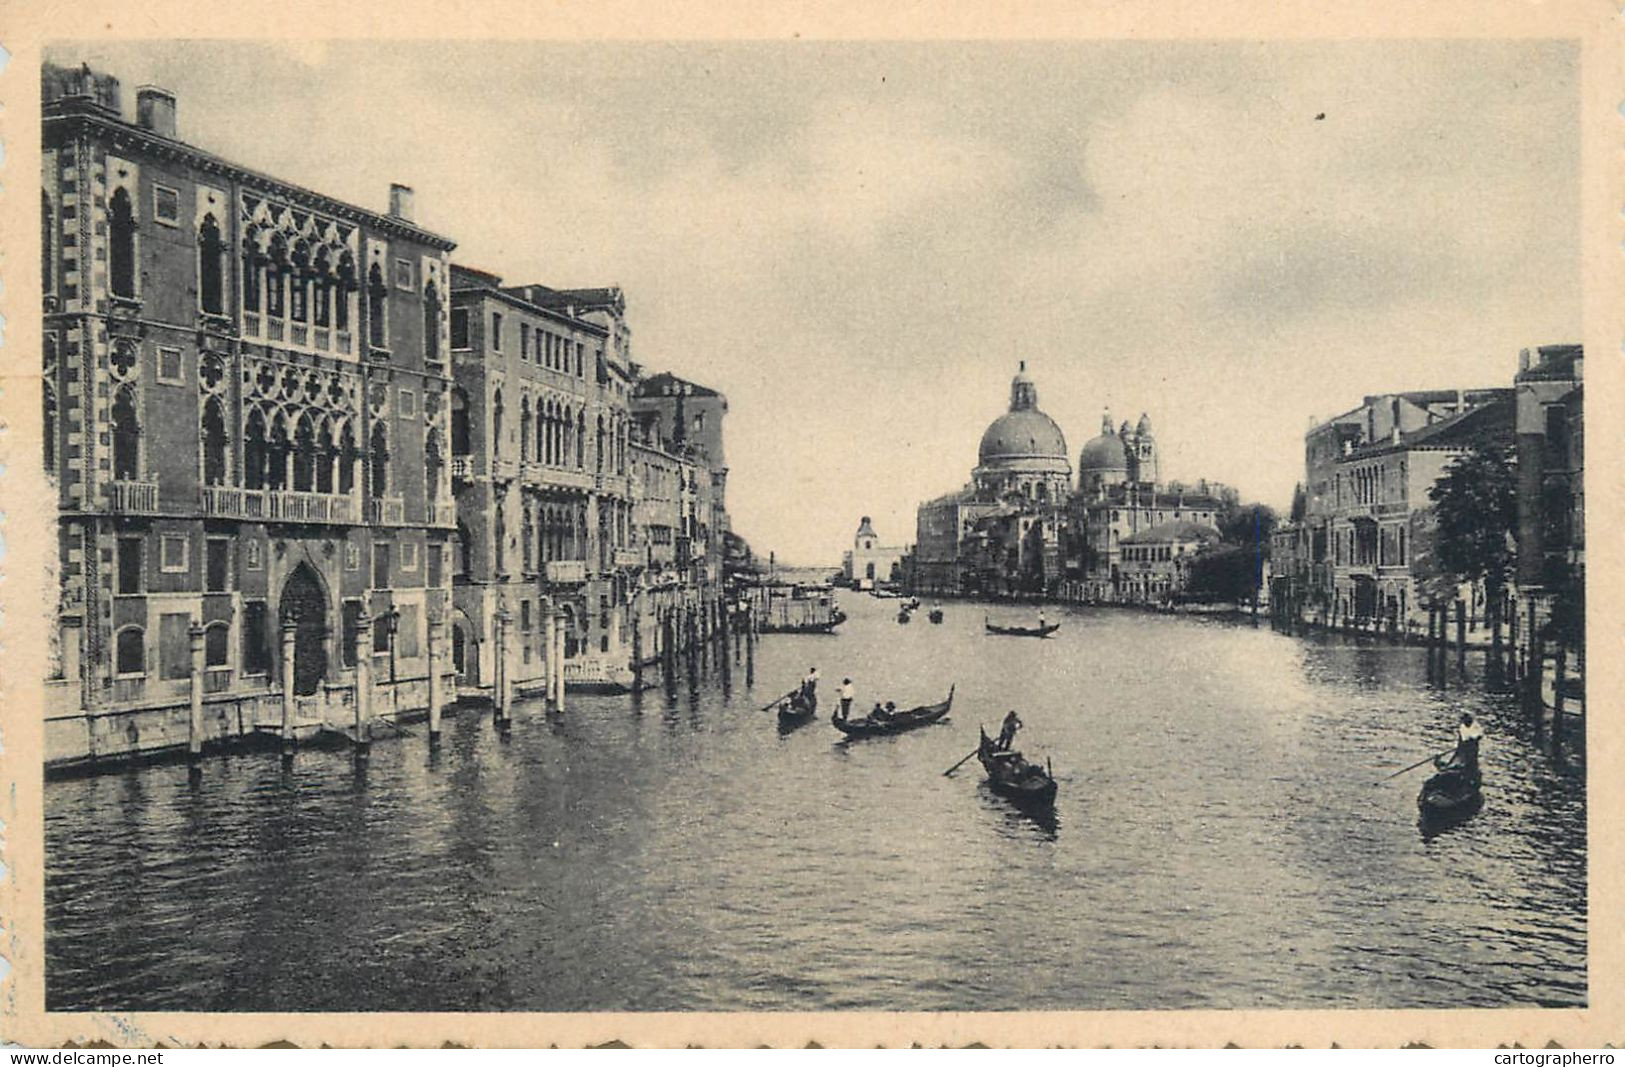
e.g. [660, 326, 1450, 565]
[1, 0, 1620, 1049]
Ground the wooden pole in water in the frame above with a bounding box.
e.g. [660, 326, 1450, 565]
[1454, 599, 1467, 674]
[280, 616, 297, 769]
[631, 597, 643, 691]
[426, 613, 442, 747]
[554, 607, 568, 716]
[355, 610, 373, 758]
[188, 619, 205, 782]
[541, 597, 556, 713]
[494, 606, 510, 727]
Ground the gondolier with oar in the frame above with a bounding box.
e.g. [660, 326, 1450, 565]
[838, 677, 855, 722]
[1435, 713, 1483, 777]
[997, 709, 1023, 751]
[800, 666, 820, 710]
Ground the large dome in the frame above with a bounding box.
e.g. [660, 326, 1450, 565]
[978, 409, 1069, 465]
[1078, 431, 1130, 472]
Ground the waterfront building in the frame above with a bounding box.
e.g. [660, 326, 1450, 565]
[1293, 388, 1512, 632]
[1116, 520, 1222, 603]
[447, 267, 640, 695]
[841, 516, 907, 588]
[42, 62, 458, 767]
[913, 363, 1071, 595]
[1513, 345, 1583, 688]
[632, 370, 730, 581]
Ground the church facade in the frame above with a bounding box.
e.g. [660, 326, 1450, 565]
[914, 365, 1229, 601]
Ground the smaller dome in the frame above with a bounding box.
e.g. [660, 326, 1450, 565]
[1136, 412, 1154, 435]
[1079, 432, 1130, 472]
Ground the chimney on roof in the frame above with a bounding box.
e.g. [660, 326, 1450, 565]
[1455, 389, 1465, 413]
[389, 183, 415, 223]
[135, 86, 177, 138]
[1518, 348, 1533, 373]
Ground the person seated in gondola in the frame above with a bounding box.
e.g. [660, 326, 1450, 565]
[997, 710, 1023, 751]
[870, 701, 889, 723]
[1434, 713, 1483, 776]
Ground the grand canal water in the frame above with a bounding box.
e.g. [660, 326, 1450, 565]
[46, 592, 1586, 1012]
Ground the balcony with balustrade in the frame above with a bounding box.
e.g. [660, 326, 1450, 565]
[369, 496, 406, 526]
[544, 560, 587, 585]
[613, 547, 645, 570]
[201, 486, 359, 524]
[107, 479, 161, 514]
[430, 500, 457, 528]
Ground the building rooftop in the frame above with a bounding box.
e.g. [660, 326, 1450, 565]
[1121, 521, 1223, 546]
[634, 370, 724, 401]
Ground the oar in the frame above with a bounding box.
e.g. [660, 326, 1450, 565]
[759, 687, 797, 712]
[944, 733, 984, 776]
[1375, 750, 1451, 784]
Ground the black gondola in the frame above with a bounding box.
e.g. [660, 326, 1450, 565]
[984, 617, 1060, 638]
[928, 608, 944, 624]
[977, 727, 1058, 806]
[777, 690, 817, 727]
[1418, 764, 1482, 821]
[831, 686, 954, 738]
[897, 609, 912, 624]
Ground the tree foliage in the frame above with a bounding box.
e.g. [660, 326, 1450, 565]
[1426, 442, 1517, 599]
[1185, 544, 1256, 603]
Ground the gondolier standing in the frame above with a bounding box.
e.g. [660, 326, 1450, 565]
[838, 677, 855, 722]
[1436, 713, 1484, 775]
[997, 710, 1023, 751]
[801, 666, 820, 709]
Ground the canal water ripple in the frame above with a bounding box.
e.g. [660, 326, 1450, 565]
[46, 592, 1586, 1011]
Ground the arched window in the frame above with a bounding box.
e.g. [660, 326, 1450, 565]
[596, 415, 605, 472]
[266, 237, 287, 318]
[266, 414, 290, 490]
[313, 251, 332, 327]
[336, 252, 355, 332]
[492, 390, 504, 458]
[198, 214, 225, 315]
[315, 419, 336, 494]
[202, 396, 229, 486]
[451, 388, 470, 456]
[367, 262, 387, 348]
[576, 411, 586, 469]
[456, 520, 474, 578]
[241, 228, 262, 314]
[111, 385, 140, 481]
[44, 382, 58, 473]
[244, 408, 268, 490]
[522, 500, 534, 572]
[494, 491, 507, 574]
[115, 626, 145, 675]
[109, 187, 137, 299]
[424, 281, 441, 362]
[369, 421, 389, 498]
[337, 422, 358, 495]
[292, 413, 317, 492]
[520, 397, 532, 462]
[288, 241, 310, 323]
[425, 428, 443, 502]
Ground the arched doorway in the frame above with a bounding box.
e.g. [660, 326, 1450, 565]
[278, 563, 328, 696]
[451, 617, 478, 687]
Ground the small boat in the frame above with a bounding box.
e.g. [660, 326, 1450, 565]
[1418, 764, 1482, 820]
[777, 691, 818, 727]
[984, 617, 1060, 638]
[897, 609, 912, 624]
[928, 608, 944, 624]
[905, 598, 921, 611]
[978, 728, 1058, 807]
[759, 609, 847, 635]
[832, 685, 954, 738]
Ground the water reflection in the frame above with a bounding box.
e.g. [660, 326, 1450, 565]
[46, 594, 1584, 1012]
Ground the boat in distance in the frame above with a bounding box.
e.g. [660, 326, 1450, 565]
[776, 691, 818, 727]
[977, 727, 1058, 807]
[831, 686, 954, 738]
[984, 617, 1061, 638]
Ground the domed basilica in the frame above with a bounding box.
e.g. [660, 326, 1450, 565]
[914, 365, 1234, 599]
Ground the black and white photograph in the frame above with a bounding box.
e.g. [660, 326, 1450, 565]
[7, 6, 1617, 1049]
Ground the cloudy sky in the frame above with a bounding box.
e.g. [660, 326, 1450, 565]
[52, 40, 1580, 564]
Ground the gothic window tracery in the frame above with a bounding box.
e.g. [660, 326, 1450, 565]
[198, 214, 226, 316]
[109, 187, 137, 299]
[111, 384, 141, 481]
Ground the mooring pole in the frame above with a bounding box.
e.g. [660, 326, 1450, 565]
[426, 613, 442, 749]
[280, 616, 297, 770]
[188, 620, 205, 784]
[355, 609, 374, 764]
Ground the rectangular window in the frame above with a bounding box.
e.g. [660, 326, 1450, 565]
[117, 537, 143, 594]
[427, 544, 443, 588]
[242, 601, 271, 674]
[575, 341, 584, 376]
[402, 541, 419, 572]
[156, 346, 183, 384]
[399, 388, 417, 418]
[205, 538, 230, 592]
[342, 600, 362, 667]
[397, 603, 420, 658]
[521, 599, 532, 631]
[520, 323, 530, 361]
[205, 623, 229, 668]
[491, 313, 503, 351]
[245, 537, 262, 570]
[375, 604, 392, 653]
[160, 534, 189, 573]
[345, 540, 360, 571]
[373, 543, 391, 587]
[152, 185, 181, 227]
[395, 258, 414, 291]
[451, 308, 470, 350]
[160, 612, 191, 680]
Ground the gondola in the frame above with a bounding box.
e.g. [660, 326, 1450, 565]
[831, 685, 954, 738]
[984, 617, 1060, 638]
[777, 691, 818, 727]
[1418, 764, 1482, 821]
[760, 609, 847, 635]
[978, 727, 1058, 807]
[928, 609, 944, 624]
[897, 609, 912, 624]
